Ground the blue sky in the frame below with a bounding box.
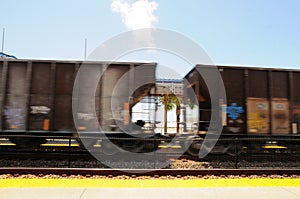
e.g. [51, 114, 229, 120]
[1, 0, 300, 74]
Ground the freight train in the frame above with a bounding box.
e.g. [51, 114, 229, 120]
[184, 64, 300, 156]
[0, 59, 300, 157]
[0, 59, 159, 151]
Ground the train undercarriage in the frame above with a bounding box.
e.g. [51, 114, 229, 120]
[2, 130, 300, 159]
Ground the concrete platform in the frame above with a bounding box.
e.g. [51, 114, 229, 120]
[1, 187, 300, 199]
[1, 179, 300, 199]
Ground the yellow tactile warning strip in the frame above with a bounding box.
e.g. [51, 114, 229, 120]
[0, 179, 300, 188]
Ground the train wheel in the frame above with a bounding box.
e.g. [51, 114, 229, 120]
[119, 141, 144, 153]
[226, 143, 244, 156]
[186, 146, 200, 157]
[184, 136, 206, 157]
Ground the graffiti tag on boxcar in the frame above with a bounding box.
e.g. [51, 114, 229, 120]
[225, 103, 244, 120]
[4, 106, 25, 129]
[248, 112, 268, 132]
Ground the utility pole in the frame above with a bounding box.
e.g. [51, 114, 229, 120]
[1, 28, 5, 53]
[84, 38, 87, 60]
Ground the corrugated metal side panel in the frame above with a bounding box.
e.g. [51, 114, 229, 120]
[53, 63, 76, 130]
[53, 95, 72, 130]
[184, 69, 200, 105]
[221, 68, 245, 100]
[248, 70, 268, 98]
[55, 63, 75, 94]
[197, 71, 211, 109]
[4, 62, 28, 130]
[132, 63, 156, 102]
[184, 68, 210, 132]
[7, 62, 27, 94]
[0, 61, 3, 130]
[221, 68, 246, 134]
[100, 64, 130, 131]
[272, 71, 289, 98]
[292, 72, 300, 133]
[0, 61, 2, 93]
[75, 63, 102, 131]
[28, 62, 52, 130]
[30, 62, 52, 94]
[293, 72, 300, 101]
[134, 63, 155, 85]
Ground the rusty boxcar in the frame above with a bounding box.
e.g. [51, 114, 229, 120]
[184, 64, 300, 155]
[0, 59, 156, 148]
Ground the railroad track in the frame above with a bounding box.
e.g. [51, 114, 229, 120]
[1, 168, 300, 177]
[0, 151, 188, 161]
[1, 150, 300, 169]
[1, 148, 300, 160]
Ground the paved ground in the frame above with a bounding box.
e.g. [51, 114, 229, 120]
[1, 187, 300, 199]
[1, 178, 300, 199]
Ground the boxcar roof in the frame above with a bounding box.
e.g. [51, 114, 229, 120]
[0, 59, 157, 66]
[185, 64, 300, 78]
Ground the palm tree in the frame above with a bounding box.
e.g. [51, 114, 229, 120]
[160, 94, 182, 133]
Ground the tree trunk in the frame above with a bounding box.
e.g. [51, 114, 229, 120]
[164, 95, 168, 134]
[176, 104, 180, 134]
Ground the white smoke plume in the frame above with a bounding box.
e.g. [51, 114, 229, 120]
[111, 0, 159, 30]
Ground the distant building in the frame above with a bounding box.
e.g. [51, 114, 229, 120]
[152, 79, 183, 96]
